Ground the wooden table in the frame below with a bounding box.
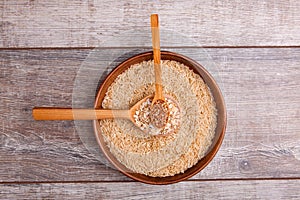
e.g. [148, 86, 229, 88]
[1, 1, 299, 199]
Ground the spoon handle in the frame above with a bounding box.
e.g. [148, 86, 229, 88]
[151, 14, 164, 101]
[32, 107, 130, 120]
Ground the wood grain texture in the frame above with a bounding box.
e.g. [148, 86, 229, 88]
[32, 108, 131, 120]
[1, 0, 299, 198]
[151, 14, 164, 102]
[0, 180, 300, 199]
[1, 0, 300, 48]
[1, 48, 299, 182]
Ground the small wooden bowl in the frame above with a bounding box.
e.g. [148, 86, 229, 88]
[93, 51, 226, 184]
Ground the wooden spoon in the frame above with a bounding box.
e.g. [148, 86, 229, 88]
[32, 95, 152, 122]
[151, 14, 170, 129]
[151, 14, 164, 103]
[33, 94, 180, 135]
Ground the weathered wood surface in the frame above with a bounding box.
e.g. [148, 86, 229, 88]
[1, 48, 299, 183]
[1, 180, 300, 199]
[1, 1, 300, 198]
[1, 0, 300, 48]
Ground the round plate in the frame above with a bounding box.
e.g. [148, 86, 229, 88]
[93, 51, 226, 185]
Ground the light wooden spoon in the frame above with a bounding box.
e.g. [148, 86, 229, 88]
[33, 95, 152, 122]
[33, 94, 179, 135]
[151, 14, 170, 129]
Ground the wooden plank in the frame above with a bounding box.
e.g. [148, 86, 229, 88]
[1, 0, 300, 48]
[0, 180, 299, 199]
[0, 48, 299, 182]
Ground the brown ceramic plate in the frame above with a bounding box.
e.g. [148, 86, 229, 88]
[93, 51, 226, 185]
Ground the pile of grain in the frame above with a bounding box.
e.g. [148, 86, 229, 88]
[99, 60, 217, 177]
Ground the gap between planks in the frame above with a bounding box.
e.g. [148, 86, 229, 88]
[1, 177, 300, 185]
[0, 46, 300, 51]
